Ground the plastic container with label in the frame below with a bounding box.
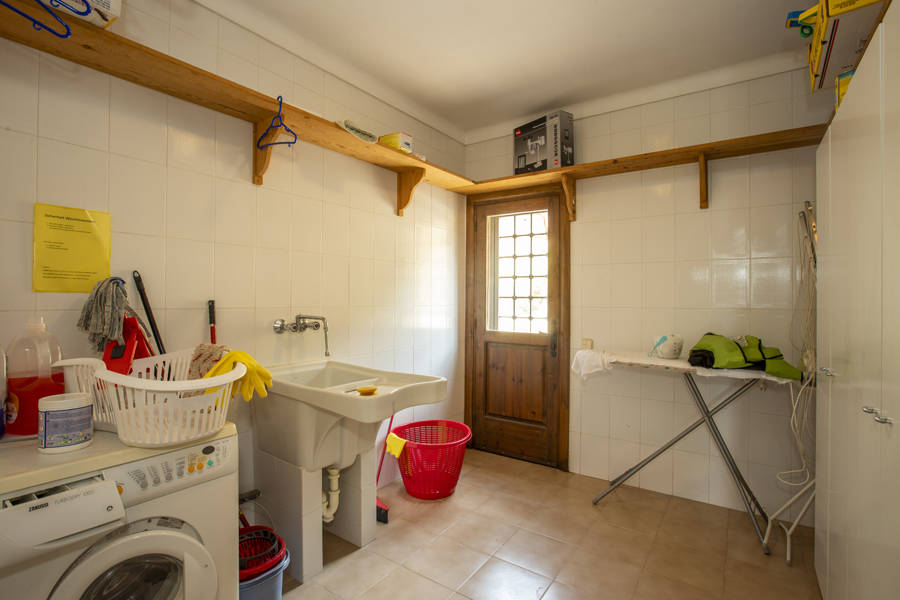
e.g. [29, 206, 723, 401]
[38, 392, 93, 453]
[5, 316, 65, 436]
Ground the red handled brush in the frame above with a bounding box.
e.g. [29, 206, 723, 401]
[208, 300, 217, 344]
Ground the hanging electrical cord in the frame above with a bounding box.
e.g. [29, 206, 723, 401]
[779, 209, 818, 486]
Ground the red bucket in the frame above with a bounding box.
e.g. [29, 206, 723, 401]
[238, 525, 286, 581]
[392, 420, 472, 500]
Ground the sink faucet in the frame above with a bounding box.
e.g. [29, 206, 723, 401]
[273, 314, 330, 356]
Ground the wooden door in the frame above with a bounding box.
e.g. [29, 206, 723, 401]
[466, 191, 569, 468]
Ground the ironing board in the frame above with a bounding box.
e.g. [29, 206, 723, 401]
[589, 351, 794, 554]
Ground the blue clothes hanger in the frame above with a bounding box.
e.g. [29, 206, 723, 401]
[256, 96, 298, 150]
[0, 0, 91, 39]
[49, 0, 91, 15]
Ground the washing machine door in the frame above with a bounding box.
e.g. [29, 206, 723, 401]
[48, 517, 217, 600]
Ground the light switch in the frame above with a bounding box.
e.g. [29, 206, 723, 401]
[581, 338, 594, 349]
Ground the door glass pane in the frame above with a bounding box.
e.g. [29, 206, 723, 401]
[515, 257, 530, 276]
[486, 209, 550, 333]
[515, 236, 531, 256]
[515, 213, 531, 235]
[515, 298, 531, 317]
[515, 277, 531, 297]
[80, 554, 182, 600]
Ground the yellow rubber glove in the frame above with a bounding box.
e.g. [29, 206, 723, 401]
[202, 350, 273, 402]
[385, 432, 407, 458]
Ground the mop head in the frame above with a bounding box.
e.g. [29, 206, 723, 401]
[77, 278, 149, 351]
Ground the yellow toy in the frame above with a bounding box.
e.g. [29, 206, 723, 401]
[786, 5, 818, 37]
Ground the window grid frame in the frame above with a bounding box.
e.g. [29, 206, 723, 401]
[488, 210, 550, 334]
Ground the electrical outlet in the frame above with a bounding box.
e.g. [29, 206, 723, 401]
[581, 338, 594, 350]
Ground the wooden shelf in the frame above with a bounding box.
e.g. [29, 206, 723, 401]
[452, 124, 828, 202]
[0, 0, 471, 216]
[0, 1, 827, 218]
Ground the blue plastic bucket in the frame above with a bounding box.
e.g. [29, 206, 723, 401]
[239, 550, 290, 600]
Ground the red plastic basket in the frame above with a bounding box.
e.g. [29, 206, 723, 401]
[392, 420, 472, 500]
[238, 525, 286, 581]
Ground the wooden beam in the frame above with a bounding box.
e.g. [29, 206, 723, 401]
[561, 174, 576, 221]
[0, 2, 473, 191]
[397, 167, 426, 216]
[698, 152, 708, 210]
[452, 124, 828, 196]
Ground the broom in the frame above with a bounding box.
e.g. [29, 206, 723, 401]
[375, 414, 395, 523]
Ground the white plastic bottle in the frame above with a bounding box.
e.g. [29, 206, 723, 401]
[5, 317, 64, 436]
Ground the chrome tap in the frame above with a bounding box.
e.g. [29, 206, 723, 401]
[273, 314, 330, 356]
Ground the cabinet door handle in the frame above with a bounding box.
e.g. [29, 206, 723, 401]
[874, 415, 894, 424]
[819, 367, 839, 377]
[862, 406, 880, 414]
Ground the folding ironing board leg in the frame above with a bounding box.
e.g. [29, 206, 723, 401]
[592, 377, 758, 505]
[682, 374, 770, 552]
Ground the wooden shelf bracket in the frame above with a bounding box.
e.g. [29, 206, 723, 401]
[253, 120, 274, 185]
[397, 167, 426, 216]
[698, 152, 708, 209]
[561, 173, 576, 221]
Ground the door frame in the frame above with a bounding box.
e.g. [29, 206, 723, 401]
[464, 184, 571, 470]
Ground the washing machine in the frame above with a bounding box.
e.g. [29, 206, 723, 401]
[0, 423, 239, 599]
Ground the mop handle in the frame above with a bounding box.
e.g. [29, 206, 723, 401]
[133, 270, 165, 354]
[376, 414, 395, 486]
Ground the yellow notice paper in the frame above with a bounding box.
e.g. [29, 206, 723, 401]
[33, 203, 111, 293]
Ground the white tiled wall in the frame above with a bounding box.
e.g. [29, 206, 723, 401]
[566, 152, 815, 523]
[109, 0, 465, 172]
[464, 69, 831, 181]
[0, 0, 466, 489]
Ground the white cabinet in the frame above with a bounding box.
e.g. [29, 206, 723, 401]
[878, 7, 900, 596]
[816, 13, 900, 599]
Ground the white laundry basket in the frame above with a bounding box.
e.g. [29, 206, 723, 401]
[58, 350, 246, 448]
[55, 358, 116, 432]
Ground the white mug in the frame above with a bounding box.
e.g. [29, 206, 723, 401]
[648, 334, 684, 359]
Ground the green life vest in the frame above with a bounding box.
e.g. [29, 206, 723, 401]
[688, 333, 802, 381]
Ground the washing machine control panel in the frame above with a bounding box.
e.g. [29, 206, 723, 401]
[103, 436, 237, 506]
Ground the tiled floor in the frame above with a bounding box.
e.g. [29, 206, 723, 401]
[283, 449, 821, 600]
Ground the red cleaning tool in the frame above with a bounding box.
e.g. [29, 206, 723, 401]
[102, 316, 153, 374]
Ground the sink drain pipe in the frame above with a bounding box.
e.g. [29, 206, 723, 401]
[322, 468, 341, 523]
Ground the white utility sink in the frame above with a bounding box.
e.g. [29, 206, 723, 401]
[253, 361, 446, 470]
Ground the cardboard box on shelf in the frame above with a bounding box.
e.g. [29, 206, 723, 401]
[513, 110, 574, 175]
[808, 0, 885, 92]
